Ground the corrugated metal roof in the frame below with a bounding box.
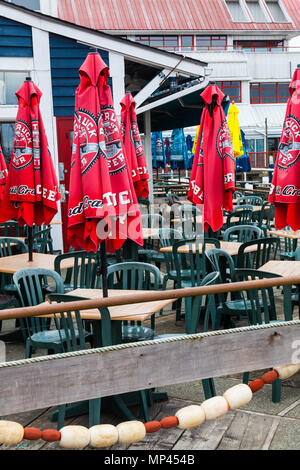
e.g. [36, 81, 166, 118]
[58, 0, 300, 31]
[238, 103, 286, 131]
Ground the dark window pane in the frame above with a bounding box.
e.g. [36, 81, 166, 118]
[182, 36, 193, 46]
[0, 123, 15, 164]
[261, 83, 276, 89]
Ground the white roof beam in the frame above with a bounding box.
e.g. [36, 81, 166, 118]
[134, 68, 169, 108]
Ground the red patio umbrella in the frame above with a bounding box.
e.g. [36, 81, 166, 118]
[187, 84, 235, 233]
[120, 92, 149, 199]
[268, 66, 300, 230]
[67, 52, 143, 294]
[0, 145, 8, 201]
[0, 78, 61, 260]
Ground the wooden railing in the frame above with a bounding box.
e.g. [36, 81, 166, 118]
[1, 276, 300, 416]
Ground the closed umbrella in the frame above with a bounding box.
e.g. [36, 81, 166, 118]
[0, 145, 8, 200]
[170, 128, 188, 171]
[120, 92, 149, 199]
[0, 78, 61, 260]
[67, 51, 143, 295]
[227, 102, 244, 161]
[152, 132, 166, 169]
[236, 129, 251, 173]
[269, 66, 300, 230]
[188, 84, 235, 233]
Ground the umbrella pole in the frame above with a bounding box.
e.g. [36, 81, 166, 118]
[28, 226, 33, 262]
[100, 240, 108, 298]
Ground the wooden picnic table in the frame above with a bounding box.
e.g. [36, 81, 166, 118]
[267, 229, 300, 240]
[259, 260, 300, 278]
[160, 240, 257, 257]
[0, 252, 78, 275]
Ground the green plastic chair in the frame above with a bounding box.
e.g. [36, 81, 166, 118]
[252, 202, 275, 235]
[32, 227, 54, 254]
[13, 268, 65, 357]
[225, 207, 254, 229]
[223, 225, 262, 243]
[155, 272, 220, 399]
[0, 238, 29, 329]
[138, 214, 163, 264]
[107, 262, 162, 342]
[177, 205, 202, 239]
[237, 196, 264, 206]
[0, 222, 26, 237]
[54, 250, 97, 293]
[172, 238, 221, 322]
[237, 237, 280, 269]
[277, 227, 298, 261]
[234, 268, 293, 403]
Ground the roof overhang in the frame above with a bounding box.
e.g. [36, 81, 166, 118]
[0, 0, 207, 78]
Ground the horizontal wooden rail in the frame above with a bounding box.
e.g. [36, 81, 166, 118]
[0, 274, 300, 321]
[1, 321, 300, 416]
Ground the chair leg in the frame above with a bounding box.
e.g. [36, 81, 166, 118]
[139, 391, 150, 422]
[202, 378, 216, 399]
[57, 404, 67, 430]
[25, 341, 32, 359]
[112, 396, 136, 421]
[243, 372, 250, 384]
[272, 378, 281, 403]
[89, 398, 101, 427]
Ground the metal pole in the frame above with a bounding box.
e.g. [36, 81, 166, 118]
[100, 241, 108, 298]
[28, 226, 33, 262]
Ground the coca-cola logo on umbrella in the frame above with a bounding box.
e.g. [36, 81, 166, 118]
[278, 115, 300, 170]
[101, 105, 126, 176]
[217, 120, 235, 162]
[12, 120, 33, 171]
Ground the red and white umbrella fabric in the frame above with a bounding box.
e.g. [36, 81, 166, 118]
[0, 145, 8, 201]
[120, 93, 149, 199]
[269, 67, 300, 230]
[0, 79, 61, 227]
[67, 52, 143, 254]
[187, 84, 235, 232]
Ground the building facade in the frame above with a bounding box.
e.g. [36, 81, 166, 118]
[57, 0, 300, 167]
[0, 0, 207, 251]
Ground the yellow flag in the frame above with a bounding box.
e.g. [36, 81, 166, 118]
[192, 126, 200, 154]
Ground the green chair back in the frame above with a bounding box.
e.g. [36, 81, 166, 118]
[177, 205, 202, 239]
[226, 207, 254, 228]
[13, 268, 65, 337]
[188, 271, 220, 334]
[54, 250, 97, 291]
[173, 238, 221, 288]
[107, 261, 161, 291]
[237, 237, 280, 269]
[0, 222, 26, 237]
[237, 196, 263, 206]
[32, 227, 54, 254]
[234, 268, 293, 323]
[47, 294, 112, 350]
[0, 237, 28, 257]
[223, 225, 262, 242]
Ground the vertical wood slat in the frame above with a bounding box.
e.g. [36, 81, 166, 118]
[0, 323, 300, 416]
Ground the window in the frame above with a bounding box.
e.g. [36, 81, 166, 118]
[265, 1, 288, 22]
[225, 1, 249, 21]
[245, 1, 269, 22]
[6, 0, 40, 10]
[0, 123, 15, 164]
[0, 72, 28, 105]
[233, 39, 285, 51]
[250, 82, 289, 103]
[216, 81, 242, 102]
[195, 35, 227, 50]
[181, 36, 194, 52]
[135, 35, 179, 51]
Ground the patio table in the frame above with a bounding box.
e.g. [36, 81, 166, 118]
[45, 287, 175, 421]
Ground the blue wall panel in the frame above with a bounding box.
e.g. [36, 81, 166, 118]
[49, 34, 109, 117]
[0, 17, 33, 57]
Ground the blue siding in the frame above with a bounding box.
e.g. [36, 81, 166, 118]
[0, 17, 32, 57]
[49, 34, 110, 117]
